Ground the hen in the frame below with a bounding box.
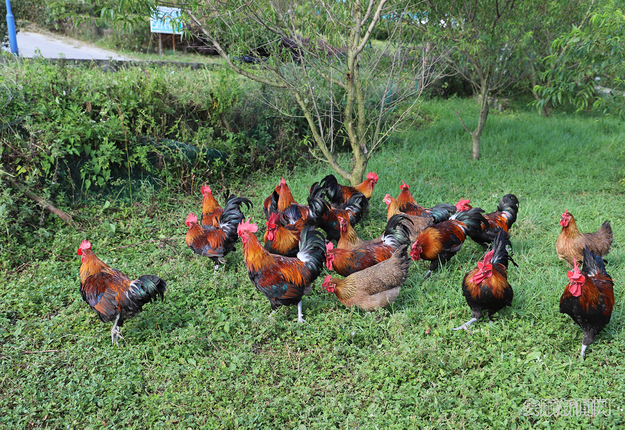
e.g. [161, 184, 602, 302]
[78, 240, 167, 345]
[200, 184, 223, 228]
[454, 230, 516, 330]
[186, 196, 252, 270]
[395, 181, 455, 223]
[238, 219, 326, 323]
[326, 214, 412, 277]
[556, 209, 613, 268]
[322, 245, 412, 311]
[409, 207, 488, 278]
[320, 172, 378, 209]
[560, 247, 614, 359]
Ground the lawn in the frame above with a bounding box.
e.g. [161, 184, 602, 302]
[1, 97, 624, 428]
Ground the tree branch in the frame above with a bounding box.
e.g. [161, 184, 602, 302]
[2, 175, 75, 226]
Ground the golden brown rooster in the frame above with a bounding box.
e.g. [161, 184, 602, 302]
[200, 184, 223, 228]
[556, 209, 613, 268]
[322, 246, 411, 311]
[326, 214, 412, 277]
[78, 240, 167, 345]
[384, 194, 434, 241]
[186, 196, 252, 270]
[238, 219, 326, 323]
[263, 211, 306, 257]
[395, 181, 455, 223]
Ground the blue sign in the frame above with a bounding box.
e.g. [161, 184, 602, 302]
[150, 7, 183, 35]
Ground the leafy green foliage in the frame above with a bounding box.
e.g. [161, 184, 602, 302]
[2, 98, 625, 427]
[0, 60, 312, 269]
[535, 0, 625, 118]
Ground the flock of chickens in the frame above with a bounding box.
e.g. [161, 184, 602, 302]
[77, 173, 614, 359]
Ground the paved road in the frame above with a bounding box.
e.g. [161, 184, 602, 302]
[2, 31, 132, 60]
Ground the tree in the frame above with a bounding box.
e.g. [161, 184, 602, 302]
[535, 0, 625, 118]
[416, 0, 586, 159]
[97, 0, 446, 185]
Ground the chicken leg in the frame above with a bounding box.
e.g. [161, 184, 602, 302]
[453, 317, 478, 331]
[110, 314, 124, 345]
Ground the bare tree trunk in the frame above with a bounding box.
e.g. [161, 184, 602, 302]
[471, 86, 490, 160]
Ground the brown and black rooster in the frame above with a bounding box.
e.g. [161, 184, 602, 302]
[186, 196, 252, 270]
[454, 230, 516, 330]
[560, 247, 614, 359]
[78, 240, 167, 345]
[409, 207, 488, 278]
[238, 219, 326, 323]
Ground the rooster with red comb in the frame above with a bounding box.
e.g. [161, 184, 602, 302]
[454, 230, 516, 330]
[560, 247, 614, 359]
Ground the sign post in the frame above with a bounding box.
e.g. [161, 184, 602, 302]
[5, 0, 19, 55]
[150, 7, 183, 55]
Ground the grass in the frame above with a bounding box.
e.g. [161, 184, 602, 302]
[2, 97, 625, 428]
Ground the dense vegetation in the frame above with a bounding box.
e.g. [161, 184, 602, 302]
[1, 88, 624, 427]
[0, 58, 313, 269]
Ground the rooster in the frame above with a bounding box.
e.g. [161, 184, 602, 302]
[410, 207, 488, 278]
[556, 209, 613, 268]
[453, 230, 516, 330]
[263, 178, 300, 219]
[200, 184, 223, 228]
[186, 196, 252, 270]
[456, 194, 520, 250]
[395, 181, 455, 223]
[337, 216, 366, 250]
[560, 247, 614, 359]
[238, 219, 326, 323]
[308, 183, 367, 241]
[326, 214, 412, 277]
[263, 211, 307, 257]
[77, 240, 167, 345]
[263, 178, 283, 219]
[322, 245, 412, 311]
[320, 172, 378, 209]
[384, 194, 434, 241]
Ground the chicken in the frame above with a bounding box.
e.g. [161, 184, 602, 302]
[238, 219, 326, 323]
[556, 209, 613, 268]
[186, 196, 252, 270]
[326, 214, 412, 277]
[337, 215, 366, 250]
[263, 211, 307, 257]
[409, 207, 488, 278]
[455, 194, 520, 250]
[454, 230, 516, 330]
[263, 178, 299, 219]
[384, 194, 434, 241]
[200, 184, 223, 228]
[395, 181, 455, 223]
[320, 172, 378, 209]
[308, 183, 367, 241]
[263, 178, 284, 219]
[77, 240, 167, 345]
[560, 247, 614, 359]
[322, 245, 412, 311]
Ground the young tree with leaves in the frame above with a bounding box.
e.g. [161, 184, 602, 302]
[96, 0, 446, 184]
